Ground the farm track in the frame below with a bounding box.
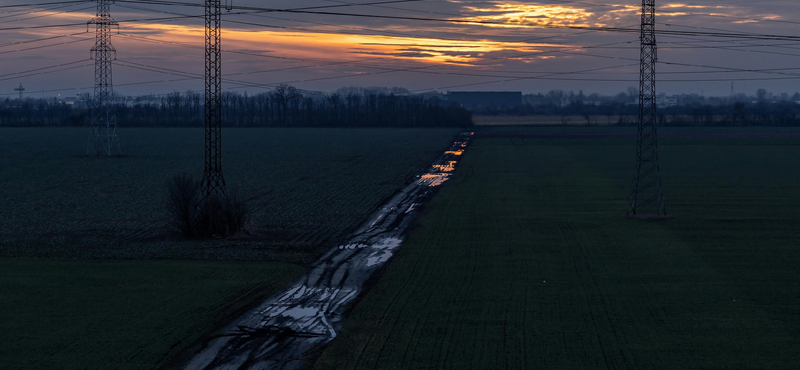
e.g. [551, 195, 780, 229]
[184, 132, 474, 370]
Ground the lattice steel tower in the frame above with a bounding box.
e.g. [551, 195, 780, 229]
[87, 0, 120, 156]
[628, 0, 665, 216]
[201, 0, 226, 198]
[14, 83, 24, 100]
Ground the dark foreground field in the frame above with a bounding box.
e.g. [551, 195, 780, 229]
[0, 259, 301, 369]
[0, 128, 458, 369]
[311, 127, 800, 369]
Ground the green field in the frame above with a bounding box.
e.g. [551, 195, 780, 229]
[311, 128, 800, 369]
[0, 127, 458, 262]
[0, 258, 301, 370]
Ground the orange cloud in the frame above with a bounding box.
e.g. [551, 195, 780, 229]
[458, 2, 617, 28]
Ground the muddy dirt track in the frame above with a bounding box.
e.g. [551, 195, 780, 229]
[183, 132, 472, 370]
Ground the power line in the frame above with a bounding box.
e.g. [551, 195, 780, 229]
[660, 60, 800, 79]
[0, 1, 431, 31]
[321, 0, 457, 18]
[0, 62, 92, 83]
[185, 6, 800, 42]
[4, 7, 800, 44]
[8, 34, 798, 92]
[0, 31, 89, 48]
[7, 0, 800, 95]
[114, 31, 644, 81]
[113, 0, 428, 12]
[0, 2, 85, 22]
[113, 28, 800, 88]
[0, 59, 92, 81]
[0, 1, 91, 10]
[107, 4, 641, 69]
[511, 0, 800, 28]
[663, 39, 800, 58]
[0, 37, 93, 55]
[4, 0, 800, 44]
[115, 0, 635, 59]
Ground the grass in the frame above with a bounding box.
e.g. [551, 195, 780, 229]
[310, 127, 800, 370]
[0, 127, 458, 262]
[0, 258, 302, 370]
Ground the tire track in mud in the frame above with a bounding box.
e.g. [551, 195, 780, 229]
[184, 132, 473, 370]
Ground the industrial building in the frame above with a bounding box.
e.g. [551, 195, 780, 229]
[447, 91, 522, 109]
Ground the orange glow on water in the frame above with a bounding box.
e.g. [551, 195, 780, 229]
[433, 161, 458, 172]
[419, 173, 451, 187]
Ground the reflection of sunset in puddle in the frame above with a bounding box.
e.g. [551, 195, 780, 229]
[186, 131, 474, 367]
[418, 173, 452, 187]
[433, 161, 458, 172]
[417, 132, 472, 187]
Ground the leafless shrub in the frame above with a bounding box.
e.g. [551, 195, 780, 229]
[193, 189, 249, 238]
[166, 172, 200, 238]
[165, 174, 249, 238]
[224, 187, 250, 235]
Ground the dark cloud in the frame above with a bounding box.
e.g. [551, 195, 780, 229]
[356, 51, 439, 58]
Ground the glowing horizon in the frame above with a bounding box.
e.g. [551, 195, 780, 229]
[2, 1, 799, 97]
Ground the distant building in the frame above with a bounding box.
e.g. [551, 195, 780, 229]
[415, 90, 445, 99]
[447, 91, 522, 109]
[300, 90, 327, 101]
[656, 94, 678, 108]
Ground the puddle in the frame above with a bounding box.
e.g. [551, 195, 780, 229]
[279, 307, 319, 320]
[418, 173, 451, 187]
[185, 132, 473, 370]
[365, 237, 403, 267]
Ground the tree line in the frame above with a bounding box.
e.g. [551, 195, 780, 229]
[472, 88, 800, 126]
[0, 84, 473, 128]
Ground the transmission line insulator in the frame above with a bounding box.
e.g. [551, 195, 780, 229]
[628, 0, 666, 217]
[87, 0, 121, 156]
[201, 0, 226, 199]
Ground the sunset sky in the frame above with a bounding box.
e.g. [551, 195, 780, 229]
[3, 0, 800, 98]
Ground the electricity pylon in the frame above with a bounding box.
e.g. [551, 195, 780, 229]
[201, 0, 226, 199]
[628, 0, 666, 217]
[14, 83, 24, 100]
[87, 0, 120, 156]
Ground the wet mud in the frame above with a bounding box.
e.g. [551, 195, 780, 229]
[184, 132, 473, 370]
